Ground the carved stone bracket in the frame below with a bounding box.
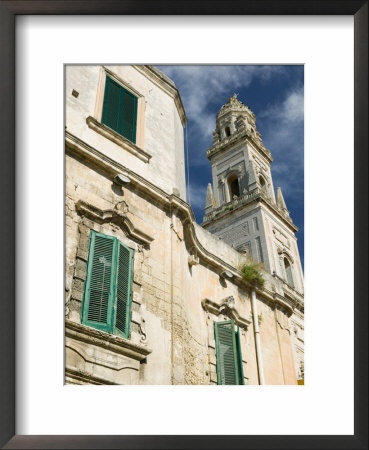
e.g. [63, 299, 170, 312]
[202, 297, 251, 329]
[139, 317, 148, 345]
[75, 199, 153, 246]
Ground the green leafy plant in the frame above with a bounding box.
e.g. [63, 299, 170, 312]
[240, 261, 265, 288]
[250, 312, 263, 325]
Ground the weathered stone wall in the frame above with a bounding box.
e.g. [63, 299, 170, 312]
[65, 148, 298, 385]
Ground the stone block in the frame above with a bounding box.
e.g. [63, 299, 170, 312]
[131, 310, 141, 325]
[155, 289, 165, 300]
[141, 273, 152, 286]
[132, 301, 140, 312]
[82, 217, 95, 230]
[210, 370, 218, 383]
[72, 278, 85, 294]
[71, 289, 83, 302]
[76, 247, 88, 261]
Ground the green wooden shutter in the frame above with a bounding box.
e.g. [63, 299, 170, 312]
[119, 89, 137, 143]
[81, 231, 116, 333]
[102, 75, 138, 144]
[214, 320, 240, 385]
[101, 76, 121, 133]
[114, 242, 134, 338]
[236, 326, 245, 385]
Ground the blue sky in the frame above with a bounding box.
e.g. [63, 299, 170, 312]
[157, 65, 304, 269]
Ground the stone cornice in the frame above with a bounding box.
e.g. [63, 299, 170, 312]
[66, 131, 170, 206]
[65, 319, 152, 361]
[207, 130, 273, 163]
[202, 189, 298, 233]
[254, 286, 297, 317]
[86, 116, 152, 163]
[66, 132, 302, 317]
[75, 199, 154, 246]
[133, 65, 187, 127]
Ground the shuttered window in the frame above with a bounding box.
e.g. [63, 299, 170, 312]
[81, 231, 134, 339]
[214, 320, 244, 385]
[102, 75, 138, 144]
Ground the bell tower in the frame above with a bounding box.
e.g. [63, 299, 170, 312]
[202, 95, 304, 295]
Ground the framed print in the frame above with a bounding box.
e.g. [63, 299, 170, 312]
[0, 1, 367, 449]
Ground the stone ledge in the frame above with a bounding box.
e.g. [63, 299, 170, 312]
[65, 367, 119, 385]
[65, 319, 152, 361]
[86, 116, 152, 163]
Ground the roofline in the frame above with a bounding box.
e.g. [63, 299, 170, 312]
[133, 65, 187, 127]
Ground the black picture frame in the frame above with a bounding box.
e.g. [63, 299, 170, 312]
[0, 1, 367, 449]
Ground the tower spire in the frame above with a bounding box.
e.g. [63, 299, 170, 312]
[205, 183, 216, 210]
[276, 187, 289, 216]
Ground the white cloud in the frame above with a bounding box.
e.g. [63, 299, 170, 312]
[260, 87, 304, 125]
[160, 65, 288, 129]
[257, 88, 304, 204]
[159, 65, 291, 171]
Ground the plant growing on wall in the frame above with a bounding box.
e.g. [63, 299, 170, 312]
[250, 312, 263, 325]
[240, 260, 265, 288]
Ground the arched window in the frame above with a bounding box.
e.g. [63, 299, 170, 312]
[259, 175, 267, 195]
[225, 126, 231, 137]
[284, 257, 294, 287]
[228, 174, 240, 199]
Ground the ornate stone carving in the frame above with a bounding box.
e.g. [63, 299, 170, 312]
[114, 200, 128, 214]
[75, 199, 153, 246]
[202, 297, 251, 329]
[139, 317, 148, 345]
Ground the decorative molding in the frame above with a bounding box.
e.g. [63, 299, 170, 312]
[75, 199, 153, 246]
[65, 319, 152, 361]
[202, 187, 298, 233]
[86, 116, 152, 163]
[207, 130, 273, 163]
[202, 296, 251, 329]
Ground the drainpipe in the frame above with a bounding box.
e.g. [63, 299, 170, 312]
[251, 288, 265, 385]
[170, 205, 175, 384]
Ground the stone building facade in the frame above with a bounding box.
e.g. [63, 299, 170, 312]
[65, 65, 304, 385]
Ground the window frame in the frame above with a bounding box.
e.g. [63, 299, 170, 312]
[93, 67, 145, 149]
[214, 320, 244, 385]
[101, 75, 138, 144]
[81, 230, 134, 340]
[284, 256, 295, 288]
